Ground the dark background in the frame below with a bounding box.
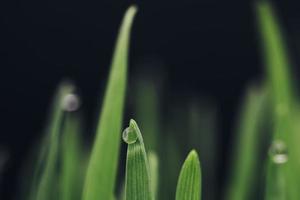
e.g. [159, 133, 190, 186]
[1, 0, 300, 199]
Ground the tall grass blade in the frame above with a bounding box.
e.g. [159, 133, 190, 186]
[256, 2, 299, 198]
[265, 140, 288, 200]
[123, 119, 152, 200]
[60, 111, 84, 200]
[148, 151, 159, 199]
[34, 82, 75, 200]
[176, 150, 201, 200]
[82, 6, 137, 200]
[225, 85, 268, 200]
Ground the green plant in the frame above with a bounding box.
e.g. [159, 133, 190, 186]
[15, 1, 300, 200]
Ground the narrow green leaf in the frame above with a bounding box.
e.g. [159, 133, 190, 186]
[256, 0, 293, 141]
[265, 140, 289, 200]
[148, 151, 159, 199]
[265, 163, 287, 200]
[176, 150, 201, 200]
[225, 85, 268, 200]
[265, 140, 288, 200]
[60, 112, 84, 200]
[34, 82, 75, 200]
[256, 2, 300, 198]
[82, 6, 137, 200]
[123, 119, 152, 200]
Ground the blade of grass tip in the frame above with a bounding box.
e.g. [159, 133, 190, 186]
[34, 81, 75, 200]
[176, 150, 201, 200]
[123, 119, 152, 200]
[225, 85, 269, 200]
[265, 140, 288, 200]
[148, 151, 159, 199]
[82, 6, 137, 200]
[256, 1, 294, 141]
[60, 110, 84, 200]
[256, 2, 300, 198]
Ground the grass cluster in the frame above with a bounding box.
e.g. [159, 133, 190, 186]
[10, 1, 300, 200]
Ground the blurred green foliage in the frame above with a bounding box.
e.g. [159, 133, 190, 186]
[10, 1, 300, 200]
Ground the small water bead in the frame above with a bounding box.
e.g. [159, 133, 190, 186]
[61, 93, 81, 112]
[269, 140, 288, 164]
[122, 126, 138, 144]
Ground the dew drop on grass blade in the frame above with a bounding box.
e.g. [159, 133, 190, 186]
[34, 81, 76, 200]
[175, 150, 201, 200]
[123, 119, 152, 200]
[256, 2, 300, 198]
[265, 140, 288, 200]
[225, 85, 268, 200]
[82, 6, 137, 200]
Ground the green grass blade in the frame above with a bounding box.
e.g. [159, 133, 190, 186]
[225, 85, 268, 200]
[148, 151, 159, 199]
[256, 1, 293, 141]
[82, 6, 137, 200]
[265, 141, 288, 200]
[175, 150, 201, 200]
[34, 82, 75, 200]
[60, 111, 84, 200]
[256, 2, 300, 198]
[123, 119, 152, 200]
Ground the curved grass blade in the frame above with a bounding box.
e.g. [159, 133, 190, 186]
[82, 6, 137, 200]
[256, 1, 294, 141]
[225, 85, 268, 200]
[123, 119, 152, 200]
[176, 150, 201, 200]
[256, 2, 300, 198]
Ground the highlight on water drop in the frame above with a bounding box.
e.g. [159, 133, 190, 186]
[122, 126, 138, 144]
[61, 93, 81, 112]
[269, 140, 288, 164]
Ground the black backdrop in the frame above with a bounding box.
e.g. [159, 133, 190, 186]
[1, 0, 300, 199]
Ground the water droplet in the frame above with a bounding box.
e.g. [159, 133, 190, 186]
[122, 127, 137, 144]
[61, 93, 81, 112]
[269, 140, 288, 164]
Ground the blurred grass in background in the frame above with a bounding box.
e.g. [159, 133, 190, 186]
[1, 1, 300, 200]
